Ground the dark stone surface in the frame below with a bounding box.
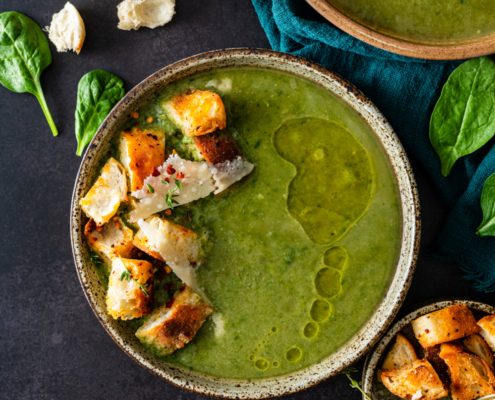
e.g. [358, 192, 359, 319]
[0, 1, 491, 399]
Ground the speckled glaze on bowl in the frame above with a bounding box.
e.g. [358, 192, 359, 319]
[362, 300, 495, 400]
[70, 48, 420, 399]
[306, 0, 495, 60]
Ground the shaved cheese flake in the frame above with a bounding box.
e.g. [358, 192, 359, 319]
[137, 217, 200, 290]
[130, 154, 215, 221]
[211, 156, 254, 194]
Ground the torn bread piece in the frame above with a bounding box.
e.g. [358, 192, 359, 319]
[133, 228, 164, 262]
[106, 257, 153, 320]
[119, 127, 165, 192]
[117, 0, 175, 30]
[193, 131, 241, 164]
[80, 158, 127, 226]
[463, 334, 494, 367]
[380, 359, 448, 400]
[478, 315, 495, 352]
[412, 304, 479, 348]
[136, 216, 201, 290]
[382, 333, 418, 372]
[129, 154, 253, 221]
[84, 217, 134, 267]
[439, 343, 495, 400]
[164, 90, 227, 137]
[47, 2, 85, 54]
[135, 286, 213, 356]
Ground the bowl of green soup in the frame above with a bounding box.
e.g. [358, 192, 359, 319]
[71, 48, 420, 398]
[307, 0, 495, 60]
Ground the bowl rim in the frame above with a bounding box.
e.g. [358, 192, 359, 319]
[70, 47, 420, 399]
[306, 0, 495, 61]
[362, 299, 495, 400]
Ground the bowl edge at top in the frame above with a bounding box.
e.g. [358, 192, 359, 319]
[306, 0, 495, 60]
[70, 48, 420, 399]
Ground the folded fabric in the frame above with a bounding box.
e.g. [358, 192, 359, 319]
[251, 0, 495, 291]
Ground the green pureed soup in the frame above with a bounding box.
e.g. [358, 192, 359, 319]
[113, 68, 401, 379]
[328, 0, 495, 43]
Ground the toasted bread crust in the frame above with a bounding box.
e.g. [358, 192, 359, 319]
[119, 127, 165, 192]
[412, 305, 480, 348]
[381, 359, 448, 400]
[133, 228, 164, 261]
[463, 334, 494, 367]
[193, 132, 240, 164]
[478, 315, 495, 352]
[440, 343, 495, 400]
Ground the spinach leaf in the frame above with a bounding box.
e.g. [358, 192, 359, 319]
[477, 172, 495, 237]
[430, 57, 495, 177]
[0, 11, 58, 136]
[75, 69, 125, 156]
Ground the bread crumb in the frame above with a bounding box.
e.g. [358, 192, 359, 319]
[47, 2, 86, 54]
[117, 0, 175, 31]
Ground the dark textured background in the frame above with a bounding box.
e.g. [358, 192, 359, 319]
[0, 1, 492, 399]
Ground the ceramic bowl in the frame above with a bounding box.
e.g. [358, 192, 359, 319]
[362, 299, 495, 400]
[306, 0, 495, 60]
[70, 48, 420, 398]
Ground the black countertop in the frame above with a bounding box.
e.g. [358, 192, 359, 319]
[0, 1, 492, 399]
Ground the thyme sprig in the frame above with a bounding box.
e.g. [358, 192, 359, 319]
[343, 367, 372, 400]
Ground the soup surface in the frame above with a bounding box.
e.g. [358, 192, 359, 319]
[327, 0, 495, 43]
[107, 68, 402, 378]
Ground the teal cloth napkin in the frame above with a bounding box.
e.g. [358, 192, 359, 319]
[251, 0, 495, 291]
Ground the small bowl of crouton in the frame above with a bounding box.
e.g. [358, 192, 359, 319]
[362, 300, 495, 400]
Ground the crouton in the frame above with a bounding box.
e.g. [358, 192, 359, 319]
[412, 305, 479, 348]
[478, 315, 495, 352]
[47, 2, 85, 54]
[135, 286, 213, 356]
[119, 127, 165, 192]
[164, 90, 227, 137]
[439, 343, 495, 400]
[80, 158, 128, 226]
[106, 257, 153, 320]
[380, 359, 448, 400]
[463, 334, 494, 367]
[117, 0, 175, 31]
[84, 217, 134, 267]
[382, 333, 418, 371]
[193, 131, 240, 164]
[133, 227, 164, 262]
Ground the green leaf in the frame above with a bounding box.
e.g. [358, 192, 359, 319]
[477, 172, 495, 237]
[429, 57, 495, 176]
[75, 69, 125, 156]
[0, 11, 58, 136]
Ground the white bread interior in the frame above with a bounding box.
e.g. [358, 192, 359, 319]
[47, 2, 85, 54]
[117, 0, 175, 31]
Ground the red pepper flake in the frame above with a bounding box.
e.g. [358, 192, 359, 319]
[166, 164, 176, 175]
[152, 167, 161, 177]
[176, 171, 185, 179]
[164, 209, 172, 216]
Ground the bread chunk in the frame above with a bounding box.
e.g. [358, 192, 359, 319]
[117, 0, 175, 30]
[193, 131, 240, 164]
[80, 158, 127, 226]
[84, 217, 134, 267]
[164, 90, 227, 137]
[412, 305, 479, 348]
[135, 286, 213, 356]
[119, 127, 165, 192]
[106, 257, 153, 320]
[382, 333, 418, 371]
[463, 334, 494, 367]
[439, 343, 495, 400]
[47, 2, 85, 54]
[380, 359, 448, 400]
[478, 315, 495, 352]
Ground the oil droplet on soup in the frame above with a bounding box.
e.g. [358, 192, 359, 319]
[285, 346, 303, 362]
[255, 358, 269, 370]
[274, 118, 374, 245]
[324, 246, 349, 270]
[303, 322, 319, 339]
[315, 267, 342, 298]
[310, 299, 333, 322]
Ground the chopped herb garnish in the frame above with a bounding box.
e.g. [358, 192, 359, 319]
[343, 368, 372, 400]
[139, 284, 149, 297]
[146, 183, 155, 193]
[175, 179, 182, 190]
[120, 270, 131, 281]
[165, 191, 175, 208]
[161, 179, 169, 185]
